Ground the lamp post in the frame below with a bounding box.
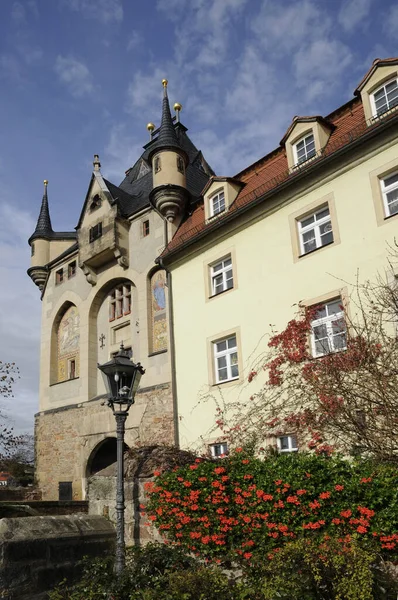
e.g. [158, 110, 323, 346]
[97, 343, 145, 576]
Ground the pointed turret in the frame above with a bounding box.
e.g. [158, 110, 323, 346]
[149, 80, 189, 230]
[29, 180, 54, 244]
[27, 180, 53, 291]
[148, 80, 185, 160]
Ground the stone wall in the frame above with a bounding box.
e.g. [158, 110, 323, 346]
[35, 383, 174, 500]
[0, 515, 115, 600]
[0, 501, 88, 518]
[88, 446, 197, 546]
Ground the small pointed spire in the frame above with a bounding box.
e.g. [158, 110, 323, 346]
[93, 154, 101, 171]
[148, 80, 183, 160]
[29, 180, 54, 243]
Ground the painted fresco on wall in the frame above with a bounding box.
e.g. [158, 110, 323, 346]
[151, 270, 167, 353]
[57, 305, 80, 382]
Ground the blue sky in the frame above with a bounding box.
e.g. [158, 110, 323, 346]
[0, 0, 397, 434]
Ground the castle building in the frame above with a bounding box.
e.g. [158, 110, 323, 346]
[29, 59, 398, 498]
[28, 80, 213, 500]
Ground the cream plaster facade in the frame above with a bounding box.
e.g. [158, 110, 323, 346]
[167, 120, 398, 453]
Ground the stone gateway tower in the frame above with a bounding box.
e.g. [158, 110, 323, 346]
[28, 82, 213, 500]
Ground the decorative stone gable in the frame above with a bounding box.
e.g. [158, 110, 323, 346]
[77, 177, 130, 285]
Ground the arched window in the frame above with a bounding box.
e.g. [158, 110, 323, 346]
[57, 305, 80, 382]
[150, 270, 167, 353]
[154, 156, 161, 173]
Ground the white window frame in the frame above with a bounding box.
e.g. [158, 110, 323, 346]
[298, 205, 333, 255]
[277, 435, 298, 453]
[310, 298, 347, 358]
[213, 335, 239, 384]
[293, 133, 316, 165]
[380, 172, 398, 218]
[209, 442, 228, 458]
[210, 190, 226, 217]
[370, 77, 398, 118]
[210, 256, 233, 296]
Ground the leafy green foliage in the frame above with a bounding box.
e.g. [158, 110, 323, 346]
[146, 452, 398, 566]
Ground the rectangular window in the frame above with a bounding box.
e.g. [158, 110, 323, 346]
[213, 335, 239, 383]
[31, 243, 35, 257]
[55, 268, 64, 285]
[58, 481, 73, 501]
[68, 261, 76, 278]
[380, 172, 398, 217]
[310, 298, 347, 357]
[109, 284, 131, 321]
[277, 435, 298, 453]
[68, 359, 76, 380]
[143, 220, 150, 237]
[210, 191, 225, 217]
[372, 79, 398, 117]
[298, 206, 333, 255]
[294, 133, 316, 165]
[89, 222, 102, 242]
[209, 442, 228, 458]
[210, 256, 233, 296]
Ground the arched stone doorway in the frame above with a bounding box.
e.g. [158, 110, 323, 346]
[86, 437, 129, 478]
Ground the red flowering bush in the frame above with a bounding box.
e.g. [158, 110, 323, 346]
[145, 452, 398, 571]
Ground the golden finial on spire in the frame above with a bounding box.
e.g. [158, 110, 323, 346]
[43, 180, 48, 186]
[174, 102, 182, 112]
[147, 122, 155, 140]
[162, 79, 168, 87]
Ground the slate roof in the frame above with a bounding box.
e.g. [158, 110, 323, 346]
[161, 92, 398, 260]
[118, 122, 213, 213]
[147, 86, 184, 160]
[29, 184, 77, 245]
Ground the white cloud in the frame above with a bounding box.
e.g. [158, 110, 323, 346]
[11, 1, 25, 21]
[55, 56, 95, 98]
[62, 0, 123, 24]
[126, 31, 143, 52]
[383, 4, 398, 39]
[338, 0, 373, 32]
[294, 39, 353, 101]
[252, 0, 330, 53]
[126, 68, 167, 113]
[0, 202, 40, 434]
[103, 123, 144, 182]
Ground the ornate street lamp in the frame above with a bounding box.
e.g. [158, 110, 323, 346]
[98, 343, 145, 576]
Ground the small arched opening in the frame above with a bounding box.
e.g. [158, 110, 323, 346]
[86, 437, 129, 478]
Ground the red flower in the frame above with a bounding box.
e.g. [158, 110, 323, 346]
[153, 470, 161, 477]
[340, 509, 352, 518]
[319, 491, 331, 500]
[297, 489, 307, 495]
[357, 526, 367, 534]
[242, 459, 250, 465]
[335, 484, 344, 491]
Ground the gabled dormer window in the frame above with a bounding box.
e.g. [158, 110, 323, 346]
[210, 190, 225, 217]
[294, 133, 316, 166]
[371, 78, 398, 118]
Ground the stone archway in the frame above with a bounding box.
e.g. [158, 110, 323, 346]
[86, 437, 129, 478]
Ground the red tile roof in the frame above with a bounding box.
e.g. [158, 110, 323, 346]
[162, 90, 396, 259]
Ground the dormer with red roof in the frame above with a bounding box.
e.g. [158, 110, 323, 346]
[202, 176, 244, 223]
[280, 116, 334, 172]
[355, 57, 398, 124]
